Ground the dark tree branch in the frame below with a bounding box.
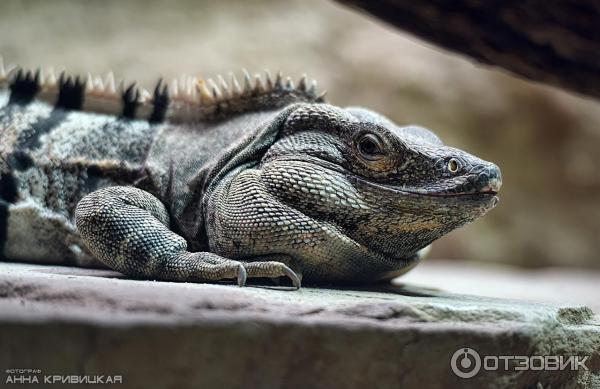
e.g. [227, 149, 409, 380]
[336, 0, 600, 99]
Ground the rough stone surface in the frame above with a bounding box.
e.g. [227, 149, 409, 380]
[0, 261, 599, 388]
[401, 260, 600, 313]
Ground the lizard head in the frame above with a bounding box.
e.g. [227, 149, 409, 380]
[259, 104, 501, 266]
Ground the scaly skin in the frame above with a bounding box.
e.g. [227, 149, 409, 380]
[0, 62, 501, 288]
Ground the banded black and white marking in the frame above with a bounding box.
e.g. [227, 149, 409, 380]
[121, 83, 140, 119]
[6, 70, 172, 123]
[8, 69, 40, 105]
[149, 79, 169, 123]
[2, 60, 326, 125]
[55, 73, 85, 110]
[0, 171, 17, 259]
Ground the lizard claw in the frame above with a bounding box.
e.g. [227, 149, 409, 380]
[237, 264, 247, 287]
[282, 264, 301, 289]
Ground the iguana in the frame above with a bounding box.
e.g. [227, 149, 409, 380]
[0, 57, 501, 288]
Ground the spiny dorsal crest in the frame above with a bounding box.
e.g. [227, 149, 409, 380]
[0, 56, 326, 123]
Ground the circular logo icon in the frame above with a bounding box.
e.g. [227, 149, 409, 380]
[451, 347, 481, 378]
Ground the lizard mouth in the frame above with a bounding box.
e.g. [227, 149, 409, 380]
[362, 180, 499, 198]
[349, 175, 499, 207]
[346, 165, 502, 199]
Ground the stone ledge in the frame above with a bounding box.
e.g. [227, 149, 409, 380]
[0, 262, 599, 388]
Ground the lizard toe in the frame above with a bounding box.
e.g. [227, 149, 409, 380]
[244, 261, 302, 289]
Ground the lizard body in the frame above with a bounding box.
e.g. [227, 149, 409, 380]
[0, 58, 501, 287]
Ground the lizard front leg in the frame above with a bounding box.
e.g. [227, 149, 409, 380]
[75, 186, 300, 287]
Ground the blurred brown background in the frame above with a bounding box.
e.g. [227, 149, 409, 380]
[1, 0, 599, 269]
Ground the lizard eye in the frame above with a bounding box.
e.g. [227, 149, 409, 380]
[357, 133, 384, 161]
[447, 158, 461, 173]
